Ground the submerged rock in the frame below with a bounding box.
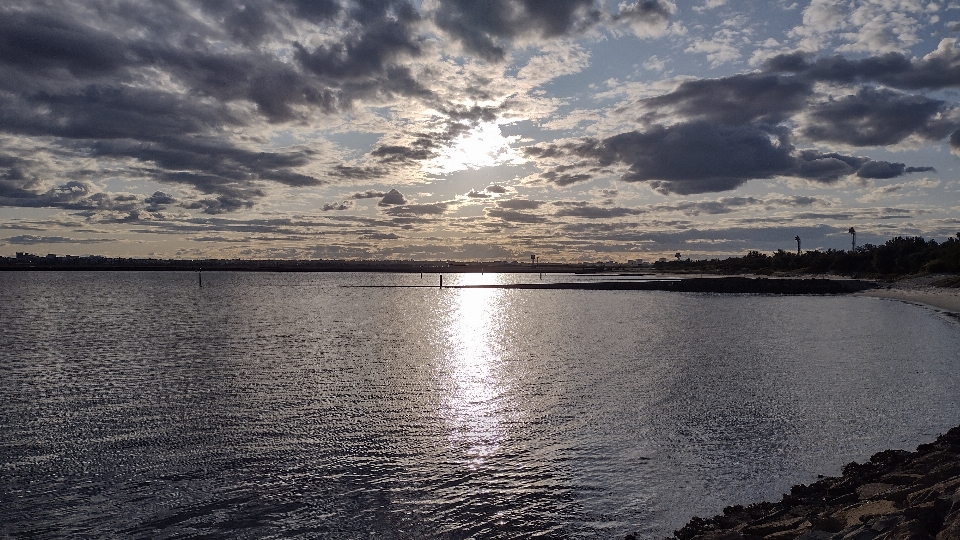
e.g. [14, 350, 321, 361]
[667, 426, 960, 540]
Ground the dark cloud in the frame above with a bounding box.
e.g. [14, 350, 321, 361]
[381, 202, 451, 216]
[362, 232, 401, 240]
[0, 1, 440, 214]
[485, 184, 508, 193]
[434, 0, 601, 61]
[466, 190, 491, 198]
[144, 191, 176, 211]
[281, 0, 342, 22]
[612, 0, 675, 36]
[856, 161, 935, 179]
[329, 165, 387, 181]
[378, 189, 407, 206]
[351, 190, 389, 199]
[951, 129, 960, 155]
[293, 0, 433, 103]
[0, 172, 142, 211]
[764, 44, 960, 91]
[528, 122, 938, 194]
[485, 208, 548, 223]
[371, 144, 437, 163]
[644, 74, 812, 126]
[655, 197, 762, 216]
[321, 201, 354, 211]
[4, 234, 115, 245]
[185, 195, 254, 214]
[553, 202, 644, 218]
[497, 198, 544, 210]
[801, 87, 950, 147]
[581, 122, 795, 194]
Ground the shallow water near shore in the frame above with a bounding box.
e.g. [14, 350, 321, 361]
[2, 271, 960, 539]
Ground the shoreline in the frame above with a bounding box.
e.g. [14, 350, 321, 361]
[855, 274, 960, 314]
[663, 426, 960, 540]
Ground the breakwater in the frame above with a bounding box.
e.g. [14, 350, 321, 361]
[460, 277, 878, 294]
[665, 426, 960, 540]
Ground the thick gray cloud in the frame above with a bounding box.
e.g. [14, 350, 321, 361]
[378, 189, 408, 206]
[536, 122, 796, 194]
[764, 46, 960, 91]
[321, 201, 354, 211]
[528, 122, 937, 194]
[0, 0, 438, 213]
[497, 198, 544, 210]
[434, 0, 601, 61]
[293, 0, 433, 104]
[351, 190, 389, 199]
[801, 87, 950, 147]
[4, 234, 116, 245]
[485, 208, 548, 223]
[553, 202, 644, 218]
[643, 74, 812, 126]
[856, 161, 935, 179]
[144, 191, 176, 211]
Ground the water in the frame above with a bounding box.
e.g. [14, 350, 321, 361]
[2, 271, 959, 539]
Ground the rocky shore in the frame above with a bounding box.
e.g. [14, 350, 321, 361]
[655, 426, 960, 540]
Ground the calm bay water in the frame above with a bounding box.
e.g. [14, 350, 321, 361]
[2, 271, 960, 539]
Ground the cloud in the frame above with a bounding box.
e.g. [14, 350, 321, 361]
[351, 190, 389, 199]
[553, 202, 644, 218]
[381, 202, 452, 216]
[855, 161, 935, 180]
[527, 122, 938, 194]
[144, 191, 176, 211]
[800, 87, 950, 147]
[764, 40, 960, 91]
[321, 201, 354, 211]
[485, 208, 548, 223]
[643, 74, 812, 126]
[535, 122, 797, 194]
[292, 1, 433, 105]
[433, 0, 602, 61]
[378, 189, 408, 206]
[497, 198, 544, 210]
[613, 0, 677, 38]
[5, 234, 115, 245]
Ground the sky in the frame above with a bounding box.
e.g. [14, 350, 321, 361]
[1, 0, 960, 262]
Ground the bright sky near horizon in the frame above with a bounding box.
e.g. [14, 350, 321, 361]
[1, 0, 959, 261]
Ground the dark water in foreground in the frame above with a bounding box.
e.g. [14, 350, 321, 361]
[2, 271, 960, 539]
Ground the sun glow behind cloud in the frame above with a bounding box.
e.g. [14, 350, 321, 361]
[427, 122, 524, 174]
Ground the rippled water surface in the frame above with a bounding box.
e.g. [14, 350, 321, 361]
[2, 271, 960, 539]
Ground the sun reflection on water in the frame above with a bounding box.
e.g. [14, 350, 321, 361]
[438, 274, 511, 468]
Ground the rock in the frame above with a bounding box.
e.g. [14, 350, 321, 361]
[668, 426, 960, 540]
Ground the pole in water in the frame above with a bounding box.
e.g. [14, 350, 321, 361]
[439, 274, 443, 288]
[198, 268, 202, 288]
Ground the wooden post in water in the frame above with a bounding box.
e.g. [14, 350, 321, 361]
[440, 274, 443, 288]
[198, 267, 202, 288]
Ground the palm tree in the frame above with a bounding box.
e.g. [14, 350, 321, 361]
[848, 227, 856, 251]
[794, 235, 801, 255]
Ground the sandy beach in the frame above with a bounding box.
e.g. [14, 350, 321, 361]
[856, 274, 960, 314]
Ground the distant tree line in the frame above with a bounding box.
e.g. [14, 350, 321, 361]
[656, 233, 960, 277]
